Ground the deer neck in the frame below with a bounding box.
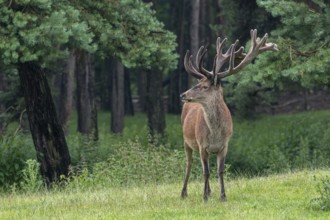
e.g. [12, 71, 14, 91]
[200, 91, 227, 134]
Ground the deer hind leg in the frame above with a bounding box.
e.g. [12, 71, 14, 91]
[217, 147, 228, 202]
[200, 150, 210, 202]
[181, 143, 192, 199]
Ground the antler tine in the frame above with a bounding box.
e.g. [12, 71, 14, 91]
[196, 46, 213, 79]
[235, 46, 245, 59]
[184, 50, 205, 79]
[213, 39, 236, 74]
[260, 42, 279, 52]
[228, 40, 239, 72]
[216, 37, 227, 55]
[216, 29, 278, 79]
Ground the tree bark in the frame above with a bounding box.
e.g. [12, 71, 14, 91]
[75, 51, 98, 140]
[111, 60, 125, 134]
[137, 70, 148, 112]
[124, 69, 134, 116]
[200, 0, 208, 44]
[0, 71, 5, 133]
[190, 0, 200, 58]
[168, 0, 186, 114]
[146, 70, 166, 142]
[18, 62, 71, 184]
[58, 51, 76, 135]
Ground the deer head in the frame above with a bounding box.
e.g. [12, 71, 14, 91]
[180, 29, 278, 104]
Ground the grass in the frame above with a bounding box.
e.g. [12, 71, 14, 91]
[2, 110, 330, 218]
[0, 169, 329, 219]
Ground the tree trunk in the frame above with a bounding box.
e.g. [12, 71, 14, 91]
[190, 0, 200, 58]
[146, 70, 166, 142]
[99, 59, 112, 110]
[137, 70, 148, 112]
[76, 51, 98, 140]
[58, 51, 76, 135]
[200, 0, 208, 44]
[169, 0, 187, 114]
[111, 60, 125, 134]
[0, 71, 5, 133]
[18, 62, 71, 184]
[124, 69, 134, 116]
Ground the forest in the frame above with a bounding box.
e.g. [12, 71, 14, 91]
[0, 0, 330, 218]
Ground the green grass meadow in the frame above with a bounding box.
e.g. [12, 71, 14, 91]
[1, 169, 329, 219]
[1, 110, 330, 219]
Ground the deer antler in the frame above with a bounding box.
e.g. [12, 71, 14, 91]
[216, 29, 278, 79]
[184, 29, 278, 83]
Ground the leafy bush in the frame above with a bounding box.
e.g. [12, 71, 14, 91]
[0, 134, 35, 188]
[228, 111, 330, 175]
[65, 137, 189, 189]
[311, 176, 330, 211]
[19, 159, 43, 193]
[1, 111, 330, 191]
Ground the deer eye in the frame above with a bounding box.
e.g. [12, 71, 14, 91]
[202, 86, 209, 90]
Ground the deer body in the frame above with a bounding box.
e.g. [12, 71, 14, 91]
[180, 29, 278, 202]
[180, 80, 232, 201]
[181, 89, 232, 154]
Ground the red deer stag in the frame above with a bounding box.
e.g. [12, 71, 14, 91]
[180, 29, 278, 202]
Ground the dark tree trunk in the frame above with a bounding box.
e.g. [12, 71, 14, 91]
[18, 62, 71, 184]
[190, 0, 200, 58]
[111, 60, 125, 134]
[0, 71, 5, 133]
[99, 59, 112, 110]
[179, 0, 189, 95]
[124, 69, 134, 116]
[200, 0, 208, 44]
[168, 0, 187, 114]
[146, 70, 166, 142]
[137, 70, 148, 112]
[58, 51, 76, 135]
[76, 51, 98, 140]
[168, 72, 181, 114]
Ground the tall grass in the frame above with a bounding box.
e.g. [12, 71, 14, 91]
[1, 110, 330, 190]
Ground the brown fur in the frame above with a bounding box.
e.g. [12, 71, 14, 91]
[180, 29, 277, 202]
[180, 79, 232, 202]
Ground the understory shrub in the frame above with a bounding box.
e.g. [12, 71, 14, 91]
[0, 134, 34, 188]
[228, 112, 330, 175]
[1, 111, 330, 191]
[311, 176, 330, 211]
[67, 137, 192, 188]
[19, 159, 43, 193]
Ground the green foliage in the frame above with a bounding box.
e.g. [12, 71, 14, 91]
[217, 0, 277, 43]
[19, 159, 43, 193]
[224, 0, 330, 117]
[0, 0, 177, 71]
[2, 111, 330, 190]
[228, 111, 330, 174]
[0, 134, 35, 188]
[311, 176, 330, 211]
[256, 0, 330, 87]
[76, 0, 178, 71]
[59, 138, 187, 190]
[0, 0, 95, 66]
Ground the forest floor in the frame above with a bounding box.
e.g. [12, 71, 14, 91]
[1, 169, 329, 220]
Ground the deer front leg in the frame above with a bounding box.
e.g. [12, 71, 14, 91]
[200, 150, 210, 202]
[181, 143, 192, 199]
[217, 147, 228, 202]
